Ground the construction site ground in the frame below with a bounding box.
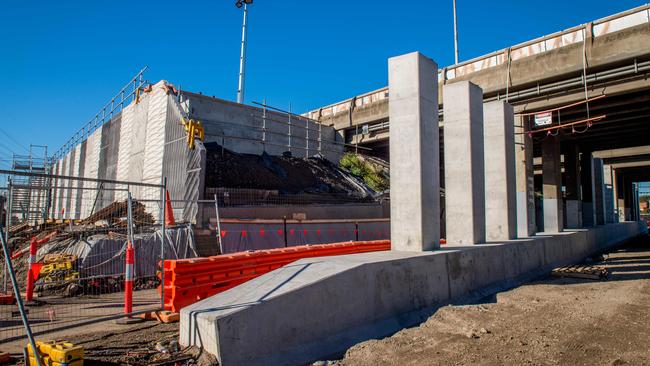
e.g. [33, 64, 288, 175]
[331, 234, 650, 366]
[1, 234, 649, 365]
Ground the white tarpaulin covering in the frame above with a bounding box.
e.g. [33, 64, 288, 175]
[37, 226, 198, 278]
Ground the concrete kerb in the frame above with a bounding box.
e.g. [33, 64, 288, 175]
[180, 222, 647, 366]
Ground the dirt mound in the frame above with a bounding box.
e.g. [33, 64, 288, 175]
[204, 142, 372, 199]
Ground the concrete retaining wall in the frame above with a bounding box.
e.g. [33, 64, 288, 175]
[180, 222, 647, 366]
[186, 93, 344, 163]
[49, 81, 344, 223]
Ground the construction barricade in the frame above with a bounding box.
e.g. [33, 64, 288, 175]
[161, 240, 390, 312]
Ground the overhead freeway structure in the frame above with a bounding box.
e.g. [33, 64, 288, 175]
[306, 4, 650, 156]
[306, 4, 650, 235]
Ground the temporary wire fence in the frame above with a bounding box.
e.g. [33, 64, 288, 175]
[0, 171, 173, 345]
[211, 218, 391, 254]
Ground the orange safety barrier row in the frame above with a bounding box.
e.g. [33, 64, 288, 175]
[160, 240, 390, 312]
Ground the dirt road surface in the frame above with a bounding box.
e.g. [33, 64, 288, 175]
[334, 235, 650, 366]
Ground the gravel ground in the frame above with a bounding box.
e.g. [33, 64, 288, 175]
[7, 321, 217, 366]
[330, 235, 650, 366]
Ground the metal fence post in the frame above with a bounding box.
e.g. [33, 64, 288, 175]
[213, 194, 224, 255]
[160, 178, 167, 310]
[3, 178, 13, 292]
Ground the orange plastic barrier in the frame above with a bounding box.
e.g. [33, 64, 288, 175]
[160, 240, 390, 312]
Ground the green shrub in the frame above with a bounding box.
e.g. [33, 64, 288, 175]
[340, 153, 389, 192]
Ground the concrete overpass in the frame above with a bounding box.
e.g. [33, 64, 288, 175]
[306, 4, 650, 157]
[307, 4, 650, 233]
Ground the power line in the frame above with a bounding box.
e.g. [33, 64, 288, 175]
[0, 127, 28, 153]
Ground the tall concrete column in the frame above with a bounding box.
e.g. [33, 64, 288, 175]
[564, 146, 582, 228]
[580, 151, 597, 226]
[616, 171, 628, 221]
[593, 158, 606, 225]
[542, 136, 563, 232]
[603, 164, 616, 223]
[515, 115, 536, 237]
[388, 51, 440, 251]
[443, 81, 485, 245]
[483, 101, 516, 241]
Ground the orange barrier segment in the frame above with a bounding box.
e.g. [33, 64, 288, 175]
[160, 240, 390, 312]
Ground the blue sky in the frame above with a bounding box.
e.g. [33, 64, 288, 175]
[0, 0, 646, 169]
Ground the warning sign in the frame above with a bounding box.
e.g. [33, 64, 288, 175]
[534, 112, 553, 126]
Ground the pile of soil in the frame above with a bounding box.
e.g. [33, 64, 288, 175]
[204, 143, 371, 198]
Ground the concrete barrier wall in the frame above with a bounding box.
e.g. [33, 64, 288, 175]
[180, 222, 647, 366]
[186, 93, 344, 163]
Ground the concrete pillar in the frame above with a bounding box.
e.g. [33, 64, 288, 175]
[515, 116, 536, 237]
[443, 81, 485, 245]
[564, 146, 582, 229]
[388, 51, 440, 251]
[593, 158, 606, 225]
[633, 183, 641, 221]
[603, 164, 616, 223]
[580, 151, 596, 227]
[616, 171, 628, 221]
[483, 101, 516, 241]
[542, 136, 563, 232]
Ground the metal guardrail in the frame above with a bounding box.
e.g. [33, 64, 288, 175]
[52, 67, 148, 161]
[305, 4, 650, 120]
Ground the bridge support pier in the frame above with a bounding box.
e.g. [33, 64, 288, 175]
[443, 81, 486, 245]
[603, 164, 616, 223]
[515, 116, 536, 237]
[564, 146, 582, 229]
[593, 157, 607, 225]
[388, 51, 440, 251]
[483, 101, 516, 241]
[581, 151, 597, 227]
[542, 135, 563, 233]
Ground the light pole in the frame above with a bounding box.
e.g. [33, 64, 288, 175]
[236, 0, 253, 104]
[453, 0, 459, 64]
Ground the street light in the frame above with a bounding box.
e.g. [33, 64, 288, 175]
[453, 0, 459, 64]
[236, 0, 253, 104]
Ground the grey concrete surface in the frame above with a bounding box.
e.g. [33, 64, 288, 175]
[603, 164, 616, 223]
[443, 81, 486, 245]
[564, 147, 582, 229]
[514, 115, 536, 238]
[582, 152, 597, 227]
[388, 52, 440, 251]
[179, 221, 647, 366]
[483, 101, 516, 241]
[542, 136, 563, 232]
[593, 158, 606, 225]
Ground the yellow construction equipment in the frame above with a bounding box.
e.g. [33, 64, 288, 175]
[182, 118, 205, 150]
[39, 255, 79, 284]
[27, 340, 84, 366]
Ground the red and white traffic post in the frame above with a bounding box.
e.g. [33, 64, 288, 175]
[25, 237, 37, 302]
[124, 240, 134, 314]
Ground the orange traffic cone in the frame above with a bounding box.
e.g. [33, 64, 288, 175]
[165, 191, 175, 226]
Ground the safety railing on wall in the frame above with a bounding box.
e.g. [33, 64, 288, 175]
[52, 67, 148, 161]
[0, 170, 190, 345]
